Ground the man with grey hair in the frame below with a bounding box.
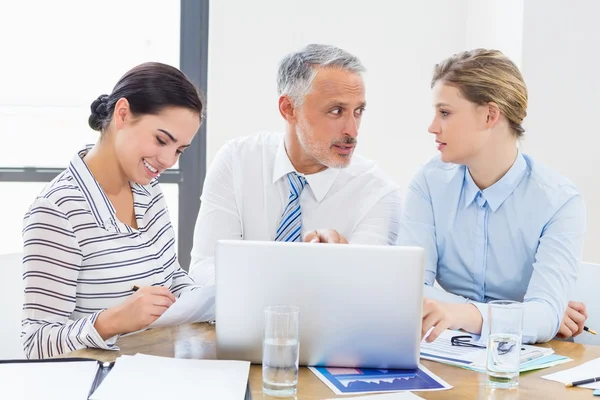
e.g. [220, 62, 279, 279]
[189, 44, 402, 285]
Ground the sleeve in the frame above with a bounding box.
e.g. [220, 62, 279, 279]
[349, 188, 403, 246]
[396, 168, 439, 286]
[21, 198, 119, 359]
[150, 182, 200, 297]
[169, 265, 199, 296]
[189, 143, 243, 286]
[472, 193, 586, 344]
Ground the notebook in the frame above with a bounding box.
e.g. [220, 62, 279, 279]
[0, 357, 112, 400]
[89, 354, 251, 400]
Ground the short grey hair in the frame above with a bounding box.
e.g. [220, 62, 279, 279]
[277, 44, 365, 106]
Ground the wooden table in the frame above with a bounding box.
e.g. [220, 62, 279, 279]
[65, 323, 599, 399]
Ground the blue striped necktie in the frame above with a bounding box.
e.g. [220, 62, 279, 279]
[275, 172, 308, 242]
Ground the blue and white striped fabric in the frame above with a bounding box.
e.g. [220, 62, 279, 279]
[21, 147, 199, 359]
[274, 172, 308, 242]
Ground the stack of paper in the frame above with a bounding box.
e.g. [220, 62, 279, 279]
[420, 330, 572, 373]
[89, 354, 249, 400]
[542, 357, 600, 389]
[309, 365, 451, 395]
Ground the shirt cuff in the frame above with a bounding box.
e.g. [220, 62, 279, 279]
[87, 311, 120, 350]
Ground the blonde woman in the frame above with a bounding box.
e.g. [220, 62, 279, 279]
[400, 49, 587, 344]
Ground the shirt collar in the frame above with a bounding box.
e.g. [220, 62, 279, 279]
[272, 137, 340, 203]
[463, 151, 528, 212]
[463, 166, 481, 210]
[69, 146, 153, 231]
[69, 146, 117, 230]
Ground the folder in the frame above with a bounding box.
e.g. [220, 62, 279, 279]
[1, 357, 253, 399]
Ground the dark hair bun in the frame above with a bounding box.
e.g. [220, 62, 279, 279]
[86, 62, 204, 134]
[88, 94, 110, 131]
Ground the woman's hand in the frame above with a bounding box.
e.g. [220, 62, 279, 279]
[557, 301, 588, 339]
[94, 286, 176, 339]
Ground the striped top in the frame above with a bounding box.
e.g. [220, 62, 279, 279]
[21, 148, 197, 359]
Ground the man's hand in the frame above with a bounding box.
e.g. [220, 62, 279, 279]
[557, 301, 588, 339]
[303, 229, 348, 244]
[422, 298, 454, 342]
[421, 299, 483, 342]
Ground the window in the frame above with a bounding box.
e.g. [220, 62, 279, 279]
[0, 0, 208, 270]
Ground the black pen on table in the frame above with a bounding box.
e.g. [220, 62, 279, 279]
[584, 326, 597, 335]
[565, 376, 600, 387]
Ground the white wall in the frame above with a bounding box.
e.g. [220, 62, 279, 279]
[521, 0, 600, 262]
[207, 0, 598, 262]
[465, 0, 524, 67]
[206, 0, 528, 197]
[207, 0, 471, 189]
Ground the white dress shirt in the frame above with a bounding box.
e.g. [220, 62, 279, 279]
[21, 148, 199, 359]
[190, 132, 402, 285]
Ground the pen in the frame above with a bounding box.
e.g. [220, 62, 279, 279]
[131, 285, 140, 292]
[566, 376, 600, 387]
[584, 326, 598, 335]
[520, 350, 544, 364]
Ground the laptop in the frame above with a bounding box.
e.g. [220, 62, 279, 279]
[215, 240, 425, 369]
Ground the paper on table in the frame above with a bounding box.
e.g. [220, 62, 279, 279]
[149, 285, 215, 328]
[90, 353, 250, 400]
[519, 354, 572, 372]
[325, 392, 423, 400]
[309, 364, 451, 395]
[0, 360, 98, 400]
[542, 357, 600, 390]
[420, 329, 558, 373]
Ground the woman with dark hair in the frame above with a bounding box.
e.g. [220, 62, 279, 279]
[21, 62, 207, 359]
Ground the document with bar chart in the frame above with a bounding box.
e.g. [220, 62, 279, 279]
[309, 365, 451, 395]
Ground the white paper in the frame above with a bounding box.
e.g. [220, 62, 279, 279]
[149, 285, 215, 328]
[542, 357, 600, 389]
[0, 360, 98, 400]
[90, 353, 250, 400]
[325, 393, 424, 400]
[420, 329, 554, 372]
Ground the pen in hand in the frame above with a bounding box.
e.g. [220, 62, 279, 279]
[584, 326, 597, 335]
[131, 285, 140, 292]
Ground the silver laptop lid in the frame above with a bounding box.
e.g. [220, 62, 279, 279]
[215, 240, 424, 369]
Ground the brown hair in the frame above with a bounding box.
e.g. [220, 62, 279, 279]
[88, 62, 205, 132]
[432, 49, 527, 137]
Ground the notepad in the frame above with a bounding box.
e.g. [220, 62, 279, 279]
[0, 359, 99, 400]
[89, 354, 250, 400]
[420, 330, 571, 373]
[149, 285, 215, 328]
[542, 357, 600, 390]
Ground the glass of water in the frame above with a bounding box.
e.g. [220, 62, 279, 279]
[486, 300, 524, 389]
[262, 305, 300, 397]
